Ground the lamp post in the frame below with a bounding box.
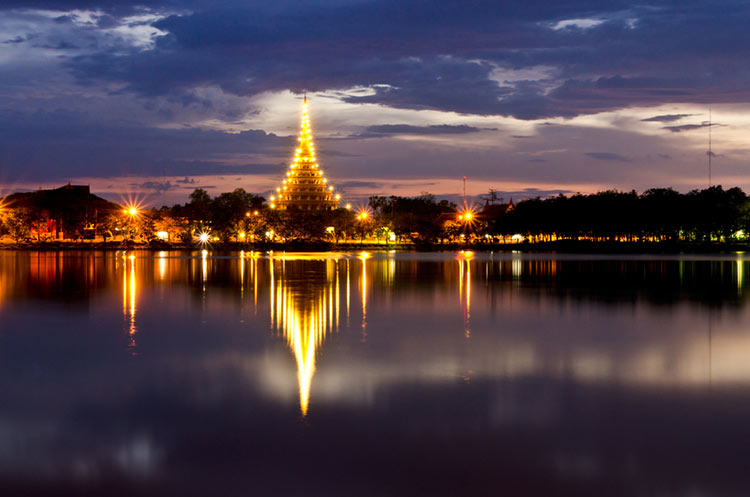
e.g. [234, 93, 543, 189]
[458, 209, 475, 245]
[357, 211, 369, 243]
[123, 207, 138, 240]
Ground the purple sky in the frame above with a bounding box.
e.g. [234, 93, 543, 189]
[1, 0, 749, 206]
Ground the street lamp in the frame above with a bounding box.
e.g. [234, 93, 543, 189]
[122, 205, 139, 240]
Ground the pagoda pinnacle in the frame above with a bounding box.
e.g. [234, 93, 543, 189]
[271, 96, 340, 211]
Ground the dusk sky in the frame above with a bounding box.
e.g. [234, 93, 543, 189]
[2, 0, 749, 206]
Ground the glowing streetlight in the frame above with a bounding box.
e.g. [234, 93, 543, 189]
[458, 207, 476, 224]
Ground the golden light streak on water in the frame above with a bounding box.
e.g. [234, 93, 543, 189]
[457, 253, 472, 338]
[738, 259, 744, 291]
[201, 251, 208, 285]
[122, 256, 127, 315]
[346, 259, 350, 325]
[458, 258, 464, 306]
[252, 257, 258, 309]
[388, 255, 395, 288]
[360, 254, 368, 341]
[328, 260, 334, 330]
[121, 253, 137, 353]
[239, 252, 245, 299]
[335, 263, 340, 330]
[465, 259, 471, 339]
[156, 251, 167, 281]
[272, 264, 339, 416]
[268, 259, 276, 329]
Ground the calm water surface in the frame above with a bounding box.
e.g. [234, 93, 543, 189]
[1, 250, 750, 496]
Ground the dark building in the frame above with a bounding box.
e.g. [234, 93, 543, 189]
[2, 184, 120, 239]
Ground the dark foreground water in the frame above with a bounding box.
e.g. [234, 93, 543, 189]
[1, 250, 750, 496]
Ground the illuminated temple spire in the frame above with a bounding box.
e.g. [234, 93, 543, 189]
[271, 96, 340, 210]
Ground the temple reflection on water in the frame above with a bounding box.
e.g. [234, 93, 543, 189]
[269, 256, 341, 415]
[4, 251, 750, 416]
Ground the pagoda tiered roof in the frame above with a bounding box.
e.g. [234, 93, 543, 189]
[271, 97, 339, 211]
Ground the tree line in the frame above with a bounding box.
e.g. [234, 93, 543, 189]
[499, 186, 750, 243]
[2, 185, 750, 245]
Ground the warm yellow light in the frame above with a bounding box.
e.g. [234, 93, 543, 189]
[253, 210, 259, 215]
[335, 194, 341, 200]
[270, 203, 276, 209]
[198, 232, 210, 244]
[345, 204, 351, 209]
[465, 212, 473, 220]
[128, 207, 138, 216]
[270, 195, 275, 201]
[239, 232, 246, 239]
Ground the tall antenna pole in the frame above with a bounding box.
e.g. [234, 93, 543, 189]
[708, 108, 712, 188]
[462, 176, 467, 208]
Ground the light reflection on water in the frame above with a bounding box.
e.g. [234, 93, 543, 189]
[2, 250, 750, 495]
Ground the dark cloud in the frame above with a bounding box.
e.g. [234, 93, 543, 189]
[488, 188, 574, 200]
[0, 109, 291, 181]
[390, 182, 439, 189]
[50, 0, 750, 119]
[176, 176, 195, 184]
[2, 0, 750, 194]
[662, 123, 711, 132]
[585, 152, 632, 162]
[131, 180, 177, 193]
[355, 124, 485, 138]
[336, 180, 386, 190]
[642, 114, 695, 123]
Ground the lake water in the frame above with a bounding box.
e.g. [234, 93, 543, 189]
[1, 250, 750, 496]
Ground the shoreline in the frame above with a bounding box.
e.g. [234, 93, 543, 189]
[0, 239, 748, 254]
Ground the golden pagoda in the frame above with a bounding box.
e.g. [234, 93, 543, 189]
[271, 96, 340, 210]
